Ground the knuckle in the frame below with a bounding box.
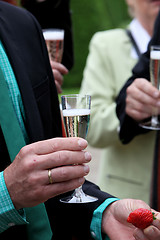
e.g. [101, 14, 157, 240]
[19, 144, 35, 158]
[135, 78, 143, 86]
[126, 95, 130, 105]
[50, 139, 60, 152]
[56, 151, 68, 164]
[59, 167, 68, 179]
[126, 86, 131, 95]
[18, 146, 28, 158]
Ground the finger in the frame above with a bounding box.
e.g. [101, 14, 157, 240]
[134, 78, 160, 99]
[143, 225, 160, 239]
[127, 83, 158, 107]
[55, 80, 62, 94]
[133, 212, 160, 240]
[38, 150, 92, 169]
[126, 108, 150, 121]
[44, 177, 85, 199]
[46, 164, 90, 185]
[22, 137, 88, 155]
[133, 228, 148, 240]
[126, 95, 160, 120]
[50, 60, 68, 75]
[152, 212, 160, 229]
[53, 69, 64, 85]
[126, 99, 152, 121]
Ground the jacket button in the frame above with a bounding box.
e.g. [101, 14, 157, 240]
[8, 222, 15, 227]
[91, 231, 96, 238]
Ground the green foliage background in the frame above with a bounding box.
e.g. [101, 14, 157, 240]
[63, 0, 131, 89]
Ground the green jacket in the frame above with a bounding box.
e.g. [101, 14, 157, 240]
[80, 29, 155, 203]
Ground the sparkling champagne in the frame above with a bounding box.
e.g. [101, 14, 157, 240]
[62, 109, 90, 139]
[150, 50, 160, 89]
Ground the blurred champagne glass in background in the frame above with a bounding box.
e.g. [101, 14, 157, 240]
[43, 28, 64, 62]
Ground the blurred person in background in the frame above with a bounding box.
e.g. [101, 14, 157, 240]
[20, 0, 73, 93]
[21, 0, 74, 71]
[80, 0, 160, 204]
[116, 3, 160, 212]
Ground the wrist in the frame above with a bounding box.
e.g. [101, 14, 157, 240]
[102, 201, 118, 234]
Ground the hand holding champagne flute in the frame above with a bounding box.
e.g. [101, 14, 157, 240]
[61, 94, 98, 203]
[139, 45, 160, 129]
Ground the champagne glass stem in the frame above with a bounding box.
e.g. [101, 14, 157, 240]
[151, 115, 159, 127]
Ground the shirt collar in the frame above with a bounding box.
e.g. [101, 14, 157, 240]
[129, 19, 151, 58]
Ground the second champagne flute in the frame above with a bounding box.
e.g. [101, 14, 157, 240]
[60, 94, 98, 203]
[139, 45, 160, 129]
[43, 28, 64, 62]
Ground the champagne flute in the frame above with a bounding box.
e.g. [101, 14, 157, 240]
[60, 94, 98, 203]
[139, 45, 160, 129]
[43, 28, 64, 62]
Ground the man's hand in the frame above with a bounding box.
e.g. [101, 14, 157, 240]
[4, 137, 91, 210]
[126, 78, 160, 121]
[50, 60, 68, 93]
[102, 199, 160, 240]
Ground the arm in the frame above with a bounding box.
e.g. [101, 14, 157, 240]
[116, 11, 160, 144]
[45, 180, 116, 239]
[45, 180, 160, 240]
[0, 137, 90, 233]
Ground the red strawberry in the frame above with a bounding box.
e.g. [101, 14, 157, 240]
[127, 208, 156, 229]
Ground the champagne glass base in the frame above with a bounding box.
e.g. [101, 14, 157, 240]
[60, 190, 98, 204]
[139, 120, 160, 130]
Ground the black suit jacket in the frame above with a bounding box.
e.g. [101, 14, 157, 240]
[116, 11, 160, 144]
[0, 2, 114, 239]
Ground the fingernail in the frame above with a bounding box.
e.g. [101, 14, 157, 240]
[78, 139, 88, 148]
[79, 177, 85, 184]
[84, 165, 89, 174]
[84, 152, 92, 162]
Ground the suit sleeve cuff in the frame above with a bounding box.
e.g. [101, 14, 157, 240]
[0, 171, 27, 232]
[90, 198, 120, 240]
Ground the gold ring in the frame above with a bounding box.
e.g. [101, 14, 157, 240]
[48, 169, 53, 184]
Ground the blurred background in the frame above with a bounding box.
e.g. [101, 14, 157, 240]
[64, 0, 130, 91]
[16, 0, 131, 92]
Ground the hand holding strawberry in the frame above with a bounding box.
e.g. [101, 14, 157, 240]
[102, 199, 160, 240]
[127, 208, 156, 229]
